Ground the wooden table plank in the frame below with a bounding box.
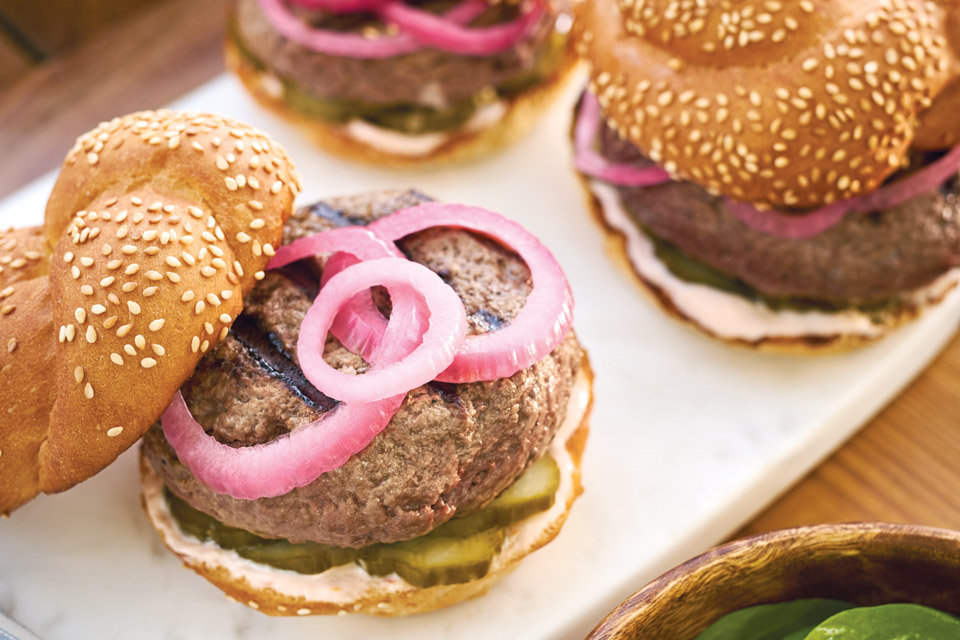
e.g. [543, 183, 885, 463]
[0, 0, 164, 56]
[0, 0, 227, 200]
[0, 33, 32, 92]
[740, 330, 960, 535]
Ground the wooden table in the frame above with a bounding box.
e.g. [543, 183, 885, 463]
[2, 0, 960, 542]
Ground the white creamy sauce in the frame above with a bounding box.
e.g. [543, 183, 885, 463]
[342, 100, 507, 157]
[142, 369, 591, 605]
[590, 181, 960, 341]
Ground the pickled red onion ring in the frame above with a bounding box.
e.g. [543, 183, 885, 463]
[268, 225, 402, 269]
[379, 0, 543, 56]
[573, 92, 671, 187]
[269, 226, 403, 359]
[286, 0, 389, 13]
[162, 392, 404, 499]
[725, 145, 960, 239]
[369, 203, 574, 383]
[258, 0, 501, 59]
[298, 257, 467, 403]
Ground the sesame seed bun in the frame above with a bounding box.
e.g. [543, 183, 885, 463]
[225, 36, 578, 168]
[140, 359, 592, 616]
[0, 111, 299, 515]
[573, 0, 960, 209]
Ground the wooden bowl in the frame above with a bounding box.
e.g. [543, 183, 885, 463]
[586, 523, 960, 639]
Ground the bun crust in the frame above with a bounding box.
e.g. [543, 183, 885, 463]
[573, 0, 960, 209]
[225, 37, 578, 168]
[141, 360, 592, 616]
[0, 111, 298, 514]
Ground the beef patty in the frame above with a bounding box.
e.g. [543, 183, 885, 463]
[142, 189, 583, 548]
[590, 100, 960, 304]
[233, 0, 559, 108]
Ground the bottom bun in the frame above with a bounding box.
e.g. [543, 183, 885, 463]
[141, 358, 592, 616]
[225, 37, 578, 168]
[580, 179, 960, 355]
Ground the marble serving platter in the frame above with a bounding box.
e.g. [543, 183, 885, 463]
[1, 73, 959, 640]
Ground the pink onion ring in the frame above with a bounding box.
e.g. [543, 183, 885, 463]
[162, 392, 404, 499]
[379, 0, 543, 56]
[259, 0, 499, 58]
[298, 257, 467, 403]
[287, 0, 389, 14]
[726, 144, 960, 239]
[269, 226, 404, 360]
[369, 202, 574, 383]
[573, 92, 671, 187]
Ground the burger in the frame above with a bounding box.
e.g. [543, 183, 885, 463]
[225, 0, 578, 165]
[139, 189, 592, 615]
[570, 0, 960, 352]
[0, 109, 298, 515]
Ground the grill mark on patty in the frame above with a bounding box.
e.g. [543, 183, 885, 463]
[230, 312, 338, 414]
[306, 201, 368, 228]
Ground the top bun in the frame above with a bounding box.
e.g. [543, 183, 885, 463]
[573, 0, 960, 209]
[0, 111, 298, 514]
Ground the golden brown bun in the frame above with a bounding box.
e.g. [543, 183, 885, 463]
[225, 36, 579, 168]
[141, 359, 592, 616]
[0, 111, 298, 514]
[573, 0, 960, 209]
[0, 226, 51, 287]
[576, 174, 956, 355]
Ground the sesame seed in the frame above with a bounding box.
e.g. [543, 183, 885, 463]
[75, 308, 87, 323]
[135, 334, 146, 350]
[80, 256, 94, 267]
[236, 232, 251, 243]
[191, 336, 200, 353]
[206, 293, 221, 306]
[100, 276, 116, 287]
[254, 271, 265, 281]
[149, 319, 165, 331]
[200, 339, 210, 353]
[110, 353, 123, 365]
[152, 344, 165, 356]
[123, 344, 137, 356]
[74, 366, 84, 383]
[86, 326, 97, 343]
[219, 313, 232, 324]
[84, 383, 94, 399]
[225, 177, 238, 191]
[143, 230, 158, 242]
[128, 301, 141, 314]
[91, 304, 106, 315]
[146, 271, 163, 281]
[64, 252, 74, 263]
[200, 267, 216, 278]
[263, 244, 275, 257]
[143, 286, 158, 297]
[7, 338, 16, 353]
[104, 316, 118, 329]
[107, 427, 123, 437]
[165, 256, 181, 268]
[122, 245, 137, 255]
[195, 301, 206, 314]
[166, 272, 181, 283]
[271, 181, 283, 194]
[141, 358, 157, 369]
[80, 285, 94, 296]
[66, 324, 76, 341]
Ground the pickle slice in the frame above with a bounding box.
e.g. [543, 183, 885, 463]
[438, 454, 560, 538]
[360, 528, 506, 588]
[237, 541, 359, 574]
[164, 453, 559, 586]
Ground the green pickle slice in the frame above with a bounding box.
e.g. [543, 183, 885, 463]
[166, 453, 560, 588]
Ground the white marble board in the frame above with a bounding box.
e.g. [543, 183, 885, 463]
[1, 72, 958, 640]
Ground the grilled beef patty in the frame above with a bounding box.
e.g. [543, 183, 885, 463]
[142, 190, 583, 548]
[233, 0, 558, 108]
[592, 103, 960, 304]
